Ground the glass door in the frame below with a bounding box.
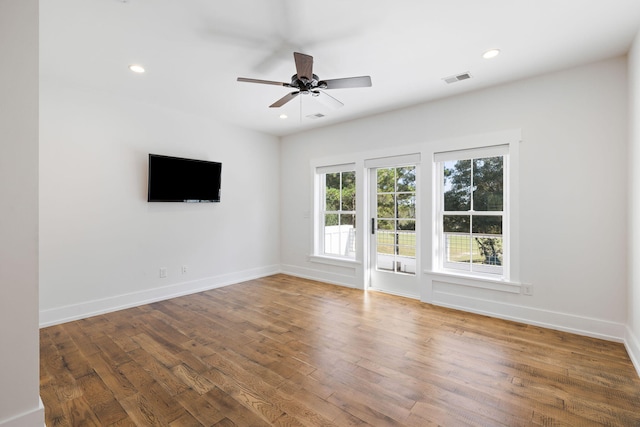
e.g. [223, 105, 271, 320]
[369, 164, 419, 298]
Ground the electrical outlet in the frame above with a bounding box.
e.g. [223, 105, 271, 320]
[182, 265, 188, 274]
[159, 267, 167, 278]
[522, 284, 533, 296]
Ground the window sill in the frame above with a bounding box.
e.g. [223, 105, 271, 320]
[309, 255, 361, 268]
[424, 270, 522, 294]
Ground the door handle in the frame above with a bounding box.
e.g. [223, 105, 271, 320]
[371, 218, 375, 234]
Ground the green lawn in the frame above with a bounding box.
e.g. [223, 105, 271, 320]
[375, 232, 499, 263]
[376, 231, 416, 257]
[446, 234, 485, 263]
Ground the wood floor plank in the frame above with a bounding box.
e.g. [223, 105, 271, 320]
[41, 274, 640, 426]
[174, 388, 226, 425]
[127, 346, 191, 396]
[120, 392, 172, 426]
[75, 371, 126, 421]
[85, 352, 138, 400]
[171, 363, 216, 395]
[167, 411, 204, 427]
[62, 395, 103, 426]
[202, 386, 271, 426]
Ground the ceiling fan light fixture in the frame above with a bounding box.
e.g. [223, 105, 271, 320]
[279, 114, 288, 119]
[482, 49, 501, 59]
[128, 64, 145, 73]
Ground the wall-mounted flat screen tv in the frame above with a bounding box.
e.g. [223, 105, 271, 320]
[148, 154, 222, 203]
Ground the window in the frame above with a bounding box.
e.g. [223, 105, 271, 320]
[316, 165, 356, 259]
[435, 145, 508, 278]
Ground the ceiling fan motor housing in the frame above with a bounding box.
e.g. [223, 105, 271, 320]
[291, 74, 326, 93]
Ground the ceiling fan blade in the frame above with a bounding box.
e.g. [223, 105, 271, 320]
[294, 52, 313, 81]
[322, 76, 372, 89]
[315, 90, 344, 109]
[237, 77, 290, 87]
[270, 91, 300, 108]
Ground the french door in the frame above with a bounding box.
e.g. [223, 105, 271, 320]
[368, 159, 420, 298]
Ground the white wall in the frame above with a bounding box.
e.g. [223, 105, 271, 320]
[39, 84, 281, 325]
[0, 0, 44, 426]
[281, 57, 629, 342]
[628, 31, 640, 372]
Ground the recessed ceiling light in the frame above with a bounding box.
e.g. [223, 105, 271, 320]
[482, 49, 501, 59]
[279, 114, 288, 119]
[128, 64, 145, 73]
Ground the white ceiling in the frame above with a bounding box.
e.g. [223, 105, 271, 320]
[40, 0, 640, 137]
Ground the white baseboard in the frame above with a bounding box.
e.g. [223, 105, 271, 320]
[625, 326, 640, 376]
[431, 290, 627, 342]
[280, 264, 361, 290]
[39, 265, 280, 327]
[0, 397, 44, 427]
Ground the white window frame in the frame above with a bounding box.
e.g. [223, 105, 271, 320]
[434, 143, 515, 281]
[313, 163, 358, 261]
[434, 145, 510, 280]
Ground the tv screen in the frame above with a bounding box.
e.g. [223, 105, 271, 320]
[147, 154, 222, 202]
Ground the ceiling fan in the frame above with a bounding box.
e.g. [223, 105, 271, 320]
[237, 52, 372, 108]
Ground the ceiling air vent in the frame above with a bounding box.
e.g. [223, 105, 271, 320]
[306, 113, 326, 120]
[443, 72, 472, 84]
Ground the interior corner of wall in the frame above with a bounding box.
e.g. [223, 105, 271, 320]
[625, 325, 640, 378]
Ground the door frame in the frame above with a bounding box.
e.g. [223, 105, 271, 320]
[365, 153, 421, 298]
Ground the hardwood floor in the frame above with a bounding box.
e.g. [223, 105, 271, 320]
[40, 274, 640, 426]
